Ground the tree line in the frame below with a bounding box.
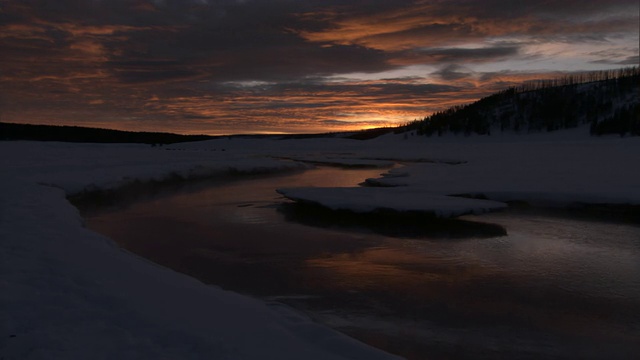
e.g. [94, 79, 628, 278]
[515, 67, 639, 93]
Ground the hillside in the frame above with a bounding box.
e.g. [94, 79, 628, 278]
[399, 67, 639, 137]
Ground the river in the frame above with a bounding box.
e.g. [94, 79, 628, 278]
[79, 166, 640, 360]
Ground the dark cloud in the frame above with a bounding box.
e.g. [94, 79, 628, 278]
[106, 60, 201, 83]
[394, 0, 638, 22]
[618, 55, 639, 65]
[112, 69, 201, 83]
[430, 46, 520, 60]
[592, 55, 640, 65]
[432, 65, 474, 81]
[393, 45, 520, 66]
[202, 44, 392, 82]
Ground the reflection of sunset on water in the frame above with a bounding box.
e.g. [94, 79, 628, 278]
[305, 245, 493, 293]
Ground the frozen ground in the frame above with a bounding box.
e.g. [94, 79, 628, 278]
[2, 129, 639, 359]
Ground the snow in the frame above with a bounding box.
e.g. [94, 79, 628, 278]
[2, 131, 639, 359]
[363, 131, 640, 207]
[277, 187, 507, 218]
[0, 141, 310, 195]
[274, 155, 394, 168]
[278, 129, 640, 215]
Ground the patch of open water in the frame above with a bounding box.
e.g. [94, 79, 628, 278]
[79, 166, 640, 360]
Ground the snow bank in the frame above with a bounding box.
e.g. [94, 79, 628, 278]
[276, 155, 394, 168]
[277, 187, 507, 218]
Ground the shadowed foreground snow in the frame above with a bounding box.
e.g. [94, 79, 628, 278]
[2, 130, 639, 359]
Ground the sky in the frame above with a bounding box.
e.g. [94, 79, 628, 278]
[1, 0, 638, 135]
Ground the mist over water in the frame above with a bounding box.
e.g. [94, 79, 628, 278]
[82, 167, 640, 360]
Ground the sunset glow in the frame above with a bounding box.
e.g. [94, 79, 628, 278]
[1, 0, 637, 135]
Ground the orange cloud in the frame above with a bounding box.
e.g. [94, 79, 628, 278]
[295, 1, 638, 58]
[296, 5, 469, 51]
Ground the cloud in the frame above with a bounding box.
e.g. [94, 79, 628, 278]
[391, 45, 520, 66]
[0, 0, 637, 134]
[106, 60, 202, 83]
[592, 55, 640, 65]
[431, 65, 474, 81]
[294, 0, 639, 51]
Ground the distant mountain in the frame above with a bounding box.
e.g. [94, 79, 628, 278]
[398, 67, 639, 137]
[0, 122, 353, 144]
[0, 123, 215, 144]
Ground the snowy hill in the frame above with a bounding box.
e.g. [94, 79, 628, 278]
[401, 68, 639, 137]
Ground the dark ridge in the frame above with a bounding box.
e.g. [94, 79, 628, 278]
[0, 122, 355, 144]
[344, 127, 395, 140]
[395, 67, 639, 137]
[275, 132, 342, 140]
[0, 122, 214, 144]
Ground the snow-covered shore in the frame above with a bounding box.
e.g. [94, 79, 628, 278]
[2, 131, 639, 359]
